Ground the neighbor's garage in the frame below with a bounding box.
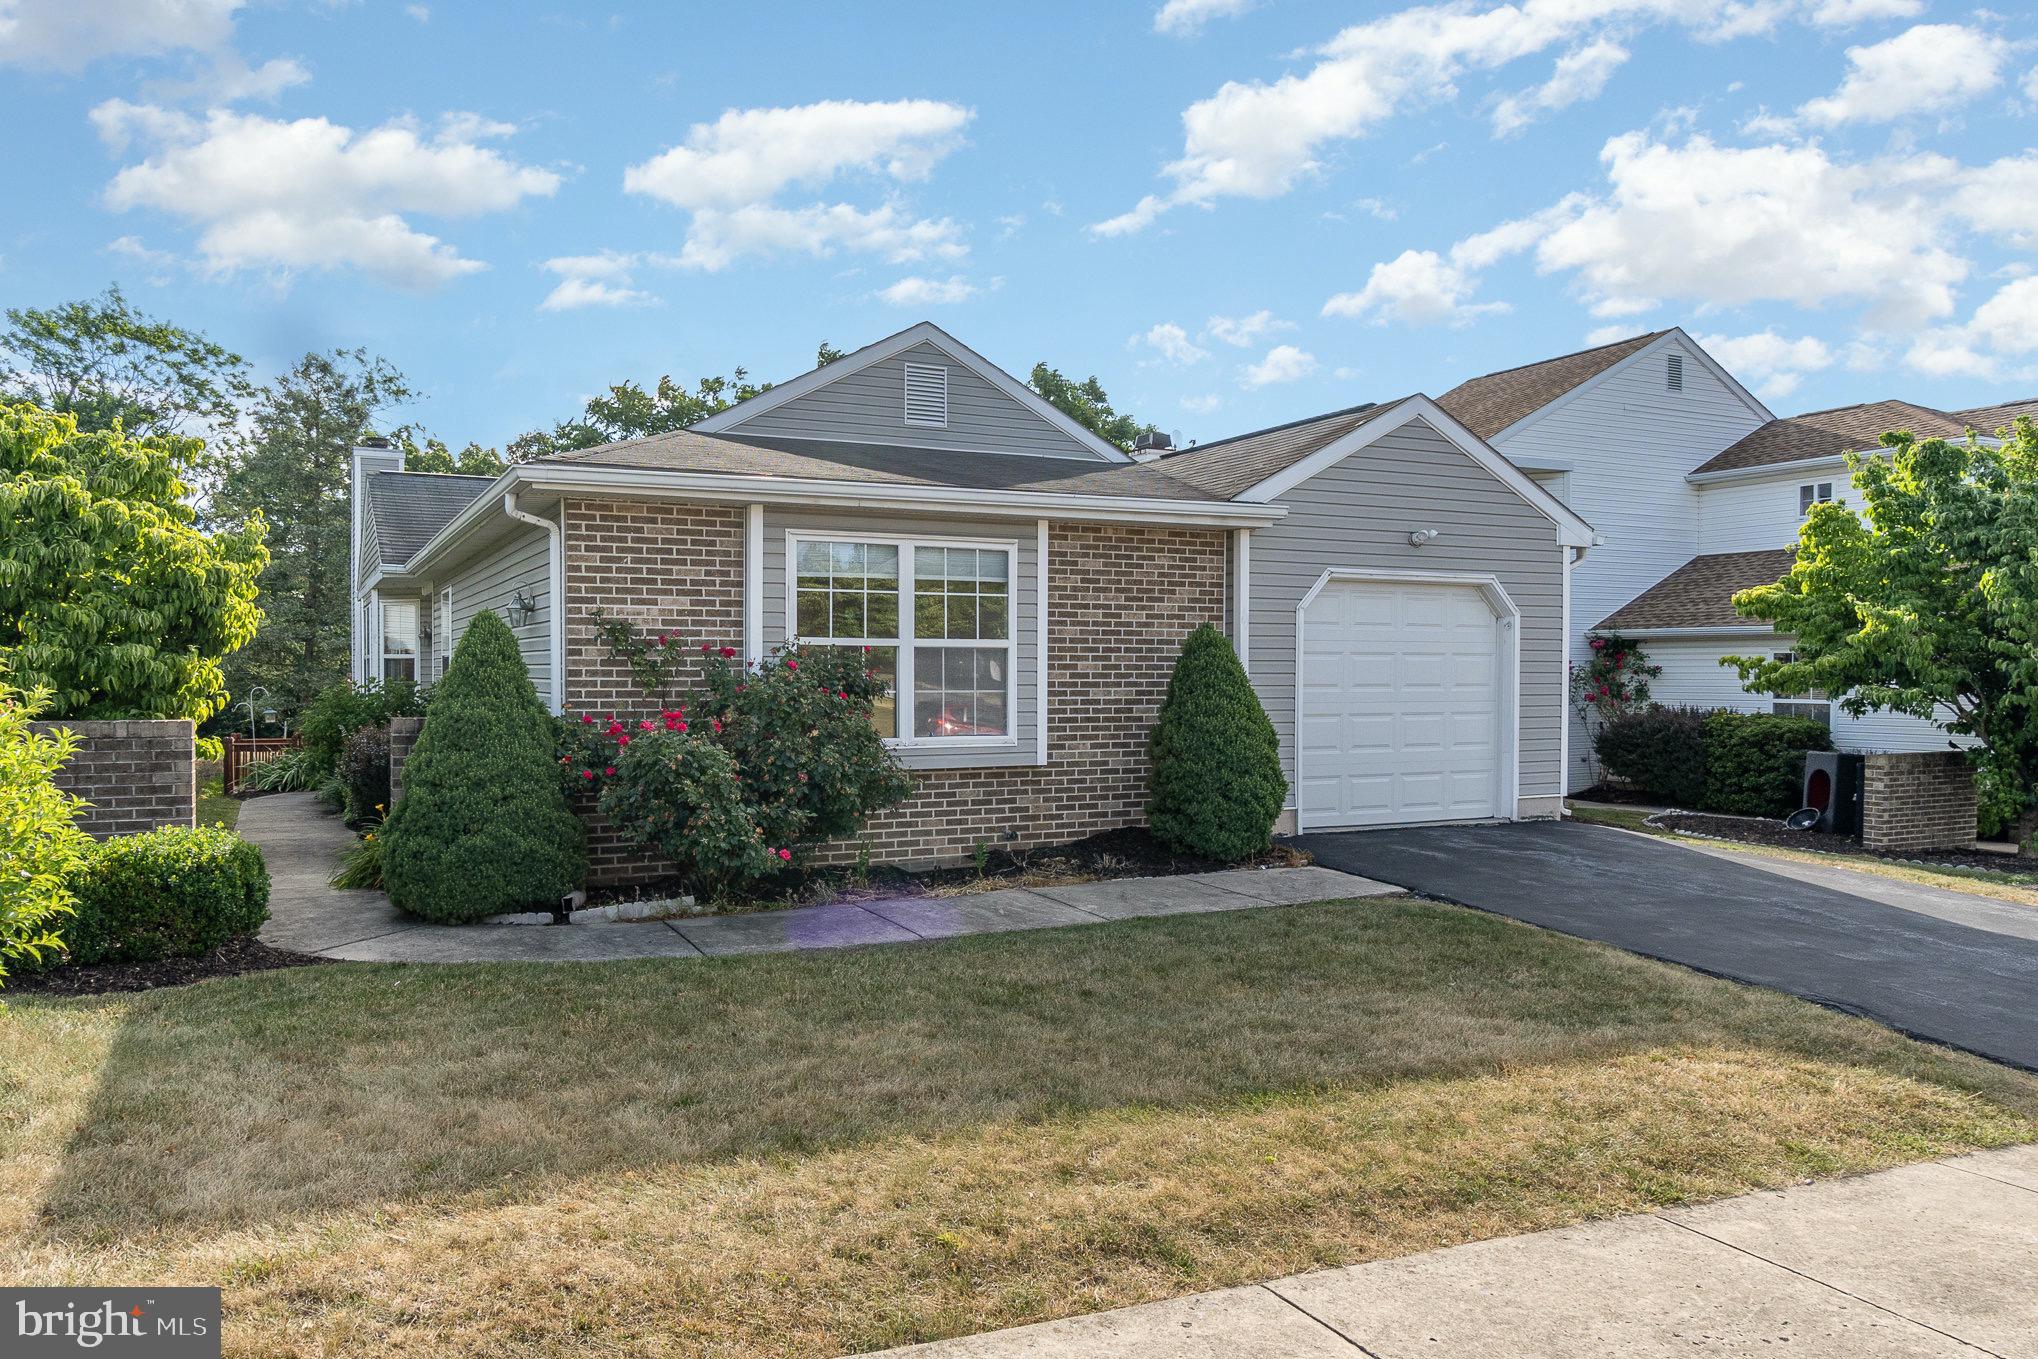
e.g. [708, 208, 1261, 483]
[1297, 578, 1509, 829]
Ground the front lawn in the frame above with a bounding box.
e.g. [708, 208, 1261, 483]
[196, 773, 239, 829]
[4, 898, 2034, 1357]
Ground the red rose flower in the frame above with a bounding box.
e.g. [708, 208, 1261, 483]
[657, 634, 669, 646]
[777, 848, 792, 862]
[720, 646, 738, 658]
[786, 659, 798, 671]
[639, 719, 654, 731]
[581, 712, 594, 724]
[604, 766, 615, 776]
[581, 769, 595, 780]
[617, 734, 630, 746]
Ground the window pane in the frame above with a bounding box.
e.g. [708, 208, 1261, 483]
[911, 645, 1008, 737]
[946, 548, 977, 582]
[978, 594, 1008, 640]
[383, 656, 416, 682]
[796, 589, 828, 636]
[914, 591, 945, 639]
[831, 591, 866, 637]
[865, 645, 898, 739]
[946, 594, 977, 639]
[831, 541, 862, 578]
[383, 601, 418, 655]
[866, 591, 899, 638]
[977, 551, 1008, 584]
[943, 646, 976, 688]
[867, 544, 899, 584]
[796, 541, 831, 587]
[914, 546, 946, 586]
[975, 691, 1006, 734]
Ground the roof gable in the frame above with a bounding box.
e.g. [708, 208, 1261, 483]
[366, 471, 494, 564]
[693, 322, 1128, 463]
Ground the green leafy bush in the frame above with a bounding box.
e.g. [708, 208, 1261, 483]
[1147, 625, 1286, 861]
[60, 825, 269, 966]
[299, 678, 421, 775]
[380, 611, 584, 922]
[331, 831, 384, 890]
[337, 724, 390, 824]
[1595, 707, 1712, 807]
[562, 643, 913, 899]
[1975, 756, 2032, 843]
[0, 687, 90, 983]
[240, 746, 318, 792]
[1702, 712, 1835, 817]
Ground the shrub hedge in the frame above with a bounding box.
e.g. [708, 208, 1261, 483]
[1594, 707, 1834, 817]
[61, 825, 270, 966]
[299, 678, 423, 775]
[337, 724, 391, 824]
[1147, 624, 1287, 861]
[380, 610, 584, 922]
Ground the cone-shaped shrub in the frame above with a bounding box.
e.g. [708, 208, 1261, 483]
[1147, 624, 1286, 861]
[381, 610, 584, 921]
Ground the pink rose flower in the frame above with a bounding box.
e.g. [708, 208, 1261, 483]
[581, 769, 595, 780]
[777, 848, 792, 862]
[786, 659, 798, 671]
[639, 719, 654, 731]
[617, 734, 630, 746]
[581, 712, 594, 724]
[604, 766, 615, 776]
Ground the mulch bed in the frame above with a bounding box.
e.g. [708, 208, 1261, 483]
[1656, 811, 2036, 874]
[1572, 784, 1673, 806]
[9, 935, 327, 998]
[588, 826, 1312, 908]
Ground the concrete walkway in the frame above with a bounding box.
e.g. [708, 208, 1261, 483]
[240, 792, 1398, 963]
[869, 1144, 2038, 1358]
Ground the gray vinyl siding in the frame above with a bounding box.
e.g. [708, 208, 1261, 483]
[436, 526, 551, 695]
[1247, 417, 1566, 805]
[734, 342, 1102, 461]
[761, 507, 1039, 770]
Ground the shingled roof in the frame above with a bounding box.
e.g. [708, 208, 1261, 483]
[1150, 404, 1392, 499]
[1955, 399, 2038, 435]
[1690, 400, 1969, 476]
[1595, 549, 1794, 632]
[1436, 331, 1668, 440]
[365, 471, 494, 565]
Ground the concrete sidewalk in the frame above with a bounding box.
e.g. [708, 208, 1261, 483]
[240, 792, 1398, 964]
[869, 1145, 2038, 1358]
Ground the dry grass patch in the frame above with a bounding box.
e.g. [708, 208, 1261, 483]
[4, 898, 2034, 1357]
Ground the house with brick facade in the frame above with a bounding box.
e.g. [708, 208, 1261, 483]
[350, 322, 1592, 878]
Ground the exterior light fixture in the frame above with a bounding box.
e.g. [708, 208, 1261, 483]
[1407, 528, 1442, 547]
[507, 588, 538, 627]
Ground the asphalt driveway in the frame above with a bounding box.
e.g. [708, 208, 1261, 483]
[1297, 821, 2038, 1072]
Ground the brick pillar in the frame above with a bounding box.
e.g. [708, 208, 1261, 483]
[388, 716, 424, 806]
[30, 719, 196, 840]
[1860, 752, 1977, 852]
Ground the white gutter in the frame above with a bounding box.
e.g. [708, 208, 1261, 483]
[1232, 527, 1251, 677]
[502, 491, 565, 712]
[1590, 623, 1776, 639]
[1560, 543, 1583, 796]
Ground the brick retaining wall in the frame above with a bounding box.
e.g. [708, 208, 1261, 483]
[1861, 751, 1976, 852]
[31, 718, 195, 840]
[388, 716, 424, 806]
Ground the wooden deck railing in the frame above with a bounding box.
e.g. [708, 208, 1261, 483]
[223, 733, 303, 793]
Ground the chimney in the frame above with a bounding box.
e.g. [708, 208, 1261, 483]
[1129, 429, 1173, 463]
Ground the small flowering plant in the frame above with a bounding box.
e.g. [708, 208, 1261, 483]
[556, 634, 911, 898]
[1570, 632, 1662, 724]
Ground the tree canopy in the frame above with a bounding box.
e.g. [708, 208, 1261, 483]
[1731, 418, 2038, 804]
[0, 286, 252, 443]
[1027, 363, 1155, 450]
[0, 403, 266, 722]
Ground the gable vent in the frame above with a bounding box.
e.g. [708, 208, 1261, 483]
[1665, 352, 1684, 392]
[903, 363, 949, 427]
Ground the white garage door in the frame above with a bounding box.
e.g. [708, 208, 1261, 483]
[1298, 579, 1506, 830]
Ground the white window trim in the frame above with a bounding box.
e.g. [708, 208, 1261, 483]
[435, 587, 454, 680]
[1770, 650, 1832, 724]
[784, 529, 1020, 751]
[1798, 481, 1835, 518]
[380, 597, 420, 684]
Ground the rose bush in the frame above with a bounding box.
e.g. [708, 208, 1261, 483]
[560, 641, 911, 898]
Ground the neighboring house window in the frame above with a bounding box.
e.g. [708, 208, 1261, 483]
[1769, 651, 1830, 725]
[381, 599, 420, 683]
[790, 535, 1015, 745]
[1798, 482, 1835, 517]
[1665, 352, 1683, 392]
[902, 364, 949, 428]
[435, 588, 453, 680]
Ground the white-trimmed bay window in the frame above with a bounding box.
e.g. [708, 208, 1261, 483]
[789, 533, 1016, 747]
[380, 598, 420, 683]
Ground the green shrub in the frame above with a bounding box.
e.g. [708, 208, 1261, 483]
[299, 678, 422, 775]
[1701, 712, 1836, 817]
[563, 643, 913, 899]
[0, 687, 90, 983]
[315, 775, 345, 813]
[380, 610, 584, 922]
[1147, 624, 1286, 862]
[331, 831, 384, 890]
[60, 825, 269, 966]
[1975, 756, 2031, 843]
[240, 746, 319, 793]
[337, 724, 390, 824]
[1595, 707, 1712, 806]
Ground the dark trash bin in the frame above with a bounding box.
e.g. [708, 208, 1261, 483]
[1801, 751, 1865, 837]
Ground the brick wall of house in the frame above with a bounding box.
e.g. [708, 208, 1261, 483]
[31, 719, 195, 840]
[558, 500, 1227, 883]
[388, 716, 424, 806]
[1861, 751, 1976, 852]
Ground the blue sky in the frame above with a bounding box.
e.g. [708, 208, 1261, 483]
[3, 0, 2034, 449]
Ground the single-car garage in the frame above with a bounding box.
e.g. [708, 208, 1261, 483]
[1297, 573, 1516, 830]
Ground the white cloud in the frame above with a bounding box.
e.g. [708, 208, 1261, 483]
[623, 99, 973, 270]
[1807, 0, 1922, 25]
[1205, 310, 1292, 347]
[1181, 393, 1223, 414]
[1695, 329, 1834, 398]
[1094, 0, 1933, 233]
[1905, 277, 2038, 379]
[1242, 344, 1317, 386]
[1135, 322, 1212, 364]
[1800, 24, 2005, 126]
[878, 274, 981, 306]
[1322, 241, 1515, 325]
[1946, 152, 2038, 250]
[1154, 0, 1254, 37]
[540, 276, 654, 311]
[537, 251, 666, 310]
[406, 4, 430, 20]
[1492, 38, 1629, 137]
[95, 102, 561, 289]
[0, 0, 242, 71]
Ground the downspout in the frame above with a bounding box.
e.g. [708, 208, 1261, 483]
[1560, 541, 1589, 802]
[503, 492, 565, 713]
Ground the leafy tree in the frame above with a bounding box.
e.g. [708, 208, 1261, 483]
[0, 687, 90, 985]
[816, 340, 847, 366]
[1147, 625, 1286, 860]
[393, 428, 506, 477]
[0, 286, 252, 443]
[380, 609, 584, 921]
[0, 404, 266, 722]
[1731, 418, 2038, 820]
[1028, 363, 1155, 451]
[211, 350, 413, 711]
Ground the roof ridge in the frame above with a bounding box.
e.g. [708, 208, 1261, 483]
[1450, 329, 1668, 387]
[1785, 397, 1951, 421]
[1165, 401, 1383, 458]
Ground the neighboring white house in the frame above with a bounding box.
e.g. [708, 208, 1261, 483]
[1437, 330, 2033, 791]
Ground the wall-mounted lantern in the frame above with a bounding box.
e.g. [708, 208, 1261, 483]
[507, 587, 539, 627]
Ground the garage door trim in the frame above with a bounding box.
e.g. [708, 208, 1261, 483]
[1292, 567, 1520, 832]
